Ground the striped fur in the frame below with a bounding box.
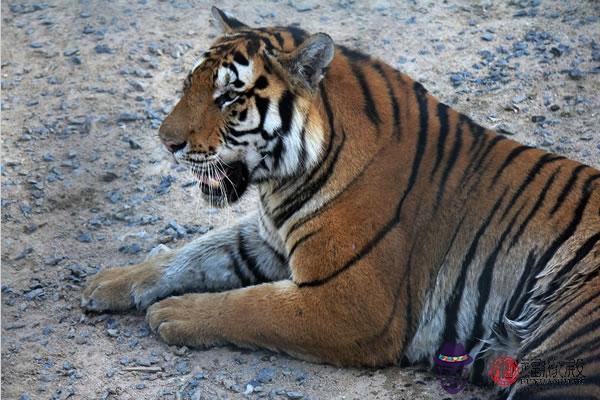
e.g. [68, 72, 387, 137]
[82, 8, 600, 399]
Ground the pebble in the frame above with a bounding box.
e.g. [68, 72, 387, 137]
[480, 32, 494, 42]
[94, 44, 114, 54]
[127, 138, 143, 149]
[256, 367, 276, 383]
[117, 112, 144, 122]
[511, 94, 527, 104]
[286, 391, 304, 399]
[175, 360, 191, 375]
[288, 0, 317, 12]
[77, 232, 93, 243]
[118, 243, 142, 254]
[568, 68, 584, 80]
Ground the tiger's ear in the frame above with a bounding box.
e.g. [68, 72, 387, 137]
[211, 6, 248, 34]
[278, 33, 335, 91]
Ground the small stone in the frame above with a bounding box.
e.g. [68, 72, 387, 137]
[77, 232, 93, 243]
[256, 367, 276, 384]
[568, 68, 584, 80]
[286, 391, 304, 399]
[549, 104, 560, 112]
[63, 48, 79, 57]
[480, 32, 494, 41]
[175, 360, 191, 375]
[511, 94, 527, 104]
[106, 328, 119, 337]
[24, 223, 38, 234]
[94, 44, 113, 54]
[128, 138, 142, 149]
[531, 115, 546, 123]
[42, 153, 55, 162]
[15, 247, 33, 260]
[107, 190, 122, 204]
[135, 383, 145, 390]
[117, 112, 144, 122]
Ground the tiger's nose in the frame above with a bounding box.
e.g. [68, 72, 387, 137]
[162, 138, 187, 153]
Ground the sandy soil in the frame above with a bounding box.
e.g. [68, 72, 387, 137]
[2, 1, 598, 399]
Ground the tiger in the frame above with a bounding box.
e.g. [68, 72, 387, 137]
[82, 7, 600, 399]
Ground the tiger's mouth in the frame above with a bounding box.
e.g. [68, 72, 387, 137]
[191, 161, 249, 206]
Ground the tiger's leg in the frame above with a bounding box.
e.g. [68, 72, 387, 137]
[146, 271, 400, 366]
[81, 213, 289, 312]
[508, 272, 600, 399]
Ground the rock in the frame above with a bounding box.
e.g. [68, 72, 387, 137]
[256, 367, 276, 383]
[481, 32, 494, 41]
[175, 360, 191, 375]
[63, 48, 79, 57]
[106, 329, 119, 337]
[286, 391, 304, 399]
[94, 44, 113, 54]
[127, 138, 143, 149]
[128, 80, 145, 92]
[568, 68, 584, 80]
[531, 115, 546, 123]
[117, 112, 144, 122]
[77, 232, 93, 243]
[118, 243, 142, 255]
[511, 94, 527, 104]
[14, 247, 34, 260]
[288, 0, 318, 12]
[106, 190, 122, 204]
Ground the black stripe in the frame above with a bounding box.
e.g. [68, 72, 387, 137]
[508, 167, 562, 249]
[547, 319, 600, 360]
[351, 64, 381, 125]
[466, 201, 527, 352]
[233, 51, 249, 66]
[271, 137, 284, 171]
[238, 232, 270, 283]
[369, 215, 465, 347]
[489, 145, 534, 187]
[519, 175, 600, 355]
[441, 189, 508, 343]
[339, 45, 370, 62]
[541, 231, 600, 301]
[461, 134, 506, 188]
[499, 154, 564, 221]
[288, 230, 319, 257]
[286, 25, 308, 46]
[550, 164, 586, 216]
[298, 81, 429, 287]
[278, 90, 295, 134]
[519, 291, 600, 359]
[506, 250, 538, 320]
[435, 118, 463, 208]
[227, 248, 252, 286]
[272, 129, 345, 228]
[272, 31, 285, 48]
[372, 63, 401, 139]
[270, 84, 343, 228]
[431, 103, 450, 180]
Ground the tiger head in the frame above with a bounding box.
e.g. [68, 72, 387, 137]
[159, 7, 334, 206]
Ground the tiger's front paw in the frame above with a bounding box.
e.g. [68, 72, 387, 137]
[146, 294, 224, 348]
[81, 255, 170, 312]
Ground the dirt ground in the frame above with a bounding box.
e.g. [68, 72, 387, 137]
[1, 1, 598, 399]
